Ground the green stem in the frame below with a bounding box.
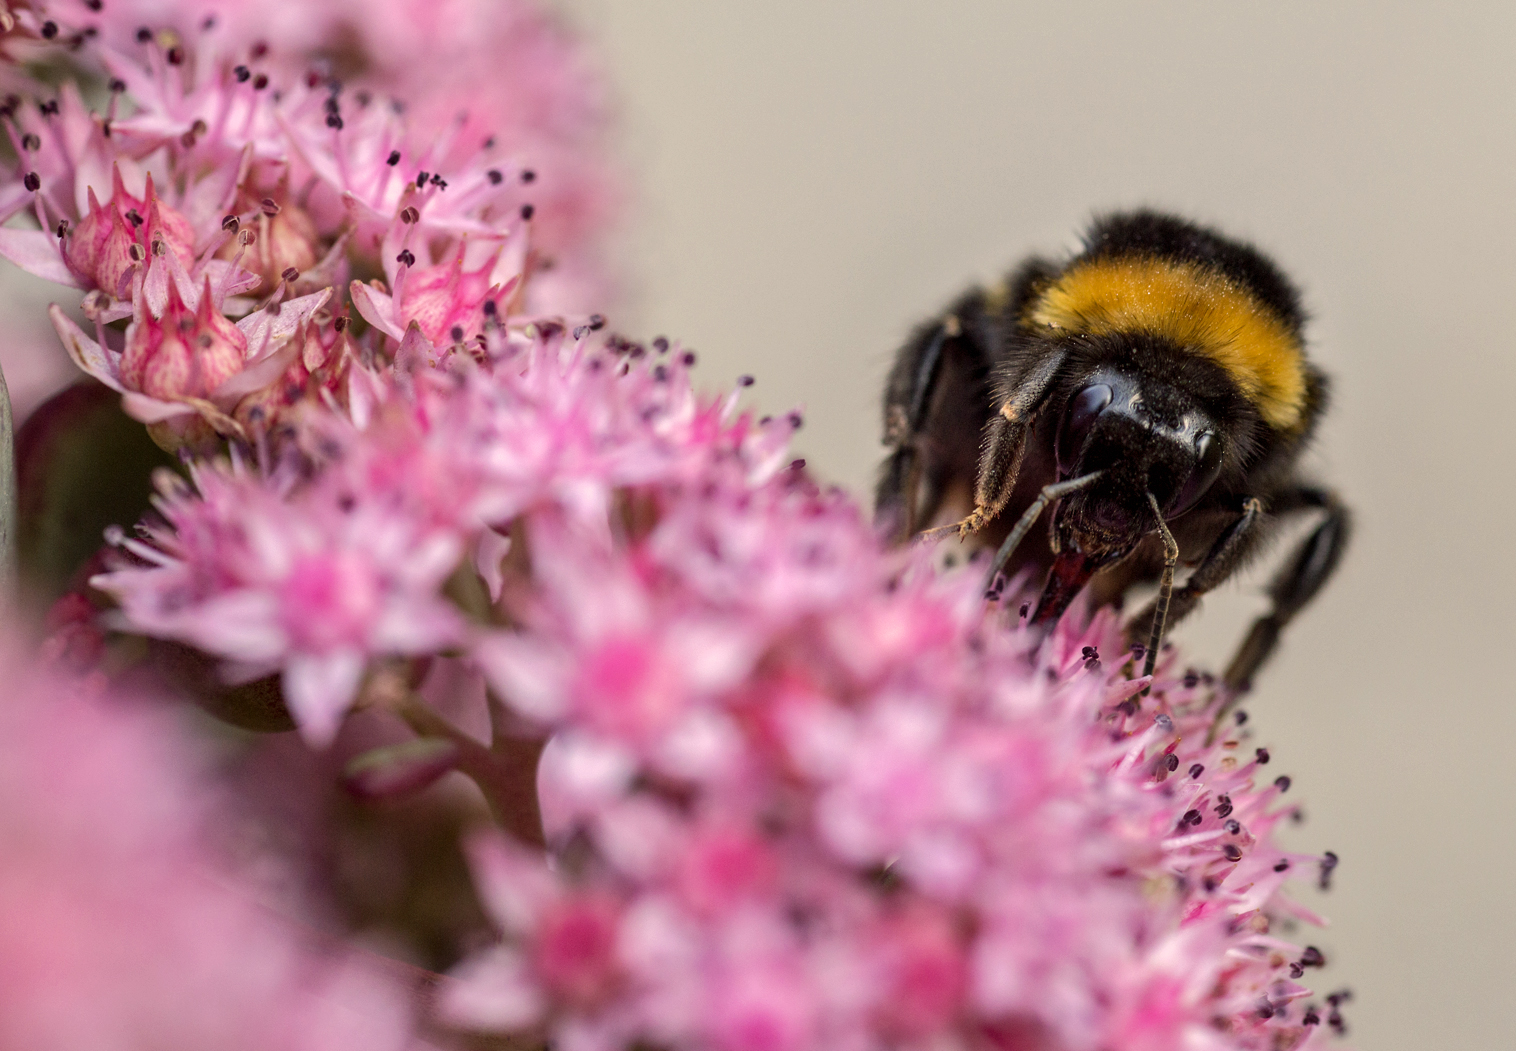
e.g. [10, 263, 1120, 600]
[0, 360, 14, 597]
[396, 693, 546, 848]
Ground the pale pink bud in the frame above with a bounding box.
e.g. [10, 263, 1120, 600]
[218, 182, 321, 292]
[118, 277, 248, 400]
[397, 243, 507, 346]
[63, 169, 195, 297]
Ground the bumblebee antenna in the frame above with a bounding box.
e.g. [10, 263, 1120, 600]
[1140, 492, 1180, 690]
[982, 471, 1104, 594]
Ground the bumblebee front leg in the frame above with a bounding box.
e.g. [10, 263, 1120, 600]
[960, 348, 1068, 536]
[1224, 488, 1351, 692]
[1128, 496, 1266, 643]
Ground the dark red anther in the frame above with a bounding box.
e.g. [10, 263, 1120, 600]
[1222, 844, 1242, 862]
[519, 203, 535, 220]
[166, 46, 184, 64]
[260, 198, 280, 216]
[1274, 775, 1291, 791]
[1188, 763, 1203, 778]
[521, 169, 536, 183]
[20, 133, 39, 151]
[396, 249, 415, 267]
[281, 267, 298, 282]
[387, 150, 401, 166]
[449, 325, 464, 342]
[221, 215, 239, 233]
[487, 169, 503, 185]
[1273, 859, 1289, 872]
[23, 172, 39, 192]
[253, 74, 268, 90]
[1318, 851, 1338, 890]
[1255, 748, 1270, 764]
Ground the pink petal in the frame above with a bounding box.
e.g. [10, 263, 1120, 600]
[48, 303, 122, 389]
[282, 649, 366, 748]
[0, 228, 83, 287]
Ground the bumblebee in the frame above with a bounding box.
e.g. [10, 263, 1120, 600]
[877, 210, 1349, 690]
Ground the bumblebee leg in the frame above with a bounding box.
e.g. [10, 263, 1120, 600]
[1224, 489, 1351, 692]
[1127, 496, 1266, 644]
[1140, 493, 1181, 686]
[961, 348, 1068, 536]
[983, 470, 1104, 593]
[876, 316, 981, 542]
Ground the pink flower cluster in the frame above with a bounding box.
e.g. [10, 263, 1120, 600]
[0, 624, 426, 1050]
[0, 0, 610, 442]
[0, 5, 1350, 1051]
[441, 453, 1342, 1051]
[94, 332, 788, 746]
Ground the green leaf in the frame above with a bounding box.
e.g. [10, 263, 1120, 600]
[15, 380, 177, 604]
[342, 737, 462, 800]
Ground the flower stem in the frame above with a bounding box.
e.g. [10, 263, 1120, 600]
[396, 693, 546, 847]
[0, 360, 14, 596]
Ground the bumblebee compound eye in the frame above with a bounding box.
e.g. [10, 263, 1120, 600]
[1055, 383, 1113, 476]
[1169, 431, 1224, 517]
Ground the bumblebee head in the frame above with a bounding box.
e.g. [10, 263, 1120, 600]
[1049, 367, 1224, 556]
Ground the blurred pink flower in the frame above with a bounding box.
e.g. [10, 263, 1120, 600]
[440, 433, 1343, 1051]
[91, 460, 466, 746]
[0, 621, 426, 1050]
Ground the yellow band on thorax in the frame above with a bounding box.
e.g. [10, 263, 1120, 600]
[1026, 257, 1307, 432]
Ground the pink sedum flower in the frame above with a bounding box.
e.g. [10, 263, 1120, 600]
[118, 273, 248, 398]
[0, 621, 426, 1051]
[0, 6, 1355, 1050]
[92, 460, 466, 746]
[64, 168, 198, 297]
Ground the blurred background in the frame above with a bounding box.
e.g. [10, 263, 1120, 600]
[552, 2, 1516, 1048]
[4, 1, 1511, 1047]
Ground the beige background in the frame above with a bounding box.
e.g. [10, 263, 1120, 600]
[554, 2, 1516, 1049]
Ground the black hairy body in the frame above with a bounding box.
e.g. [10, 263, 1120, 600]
[877, 210, 1349, 690]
